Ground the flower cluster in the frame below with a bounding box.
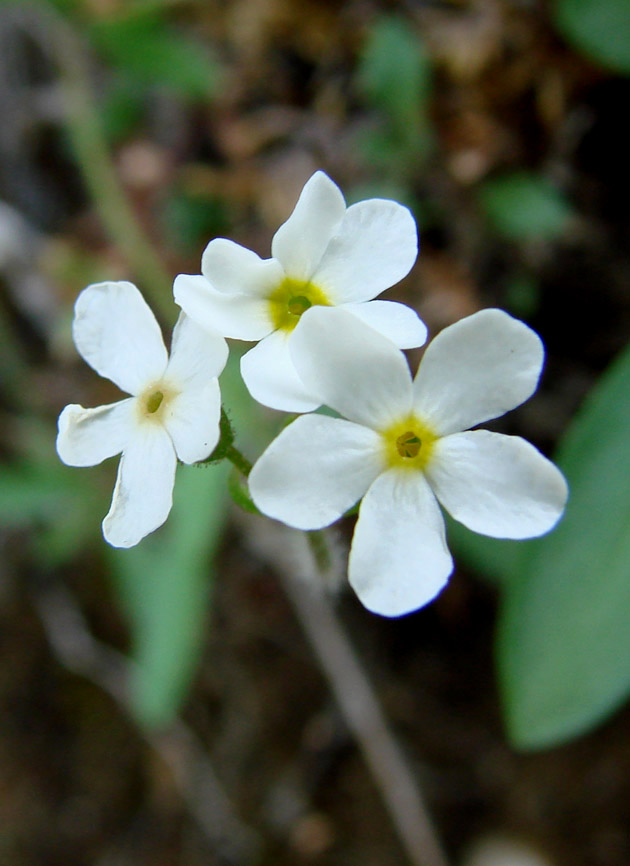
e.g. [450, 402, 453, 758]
[57, 171, 568, 616]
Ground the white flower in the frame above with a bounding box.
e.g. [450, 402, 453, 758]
[56, 281, 228, 548]
[173, 170, 427, 412]
[249, 307, 568, 617]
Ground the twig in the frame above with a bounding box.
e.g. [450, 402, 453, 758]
[31, 578, 262, 866]
[246, 521, 450, 866]
[8, 2, 176, 323]
[0, 204, 44, 408]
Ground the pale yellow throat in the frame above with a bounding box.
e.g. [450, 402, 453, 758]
[381, 415, 437, 471]
[267, 277, 331, 332]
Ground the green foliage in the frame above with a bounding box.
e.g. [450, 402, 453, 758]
[103, 357, 266, 731]
[89, 10, 222, 100]
[0, 431, 229, 732]
[479, 172, 572, 241]
[100, 76, 147, 144]
[447, 515, 529, 585]
[503, 273, 541, 319]
[554, 0, 630, 75]
[496, 343, 630, 749]
[227, 471, 260, 515]
[357, 15, 433, 168]
[109, 462, 229, 729]
[41, 0, 82, 13]
[162, 190, 230, 252]
[358, 15, 431, 128]
[0, 436, 105, 566]
[0, 463, 70, 528]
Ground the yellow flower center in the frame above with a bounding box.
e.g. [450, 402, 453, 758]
[145, 390, 164, 414]
[268, 276, 332, 332]
[138, 383, 178, 423]
[381, 415, 438, 471]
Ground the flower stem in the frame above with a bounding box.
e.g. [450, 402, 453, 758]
[307, 529, 332, 574]
[227, 470, 260, 515]
[224, 444, 253, 478]
[39, 4, 175, 323]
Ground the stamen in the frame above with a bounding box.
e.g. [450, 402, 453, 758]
[146, 390, 164, 414]
[287, 295, 312, 316]
[396, 431, 422, 459]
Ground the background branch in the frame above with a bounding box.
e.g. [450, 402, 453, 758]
[11, 2, 176, 322]
[246, 519, 450, 866]
[32, 578, 262, 866]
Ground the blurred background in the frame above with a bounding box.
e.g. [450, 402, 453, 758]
[0, 0, 629, 864]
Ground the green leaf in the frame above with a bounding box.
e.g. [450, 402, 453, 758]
[39, 0, 82, 14]
[100, 75, 146, 143]
[479, 172, 572, 241]
[498, 343, 630, 749]
[0, 457, 105, 564]
[90, 12, 222, 100]
[446, 515, 530, 585]
[504, 273, 541, 319]
[0, 463, 70, 527]
[357, 15, 433, 157]
[554, 0, 630, 75]
[108, 462, 229, 729]
[162, 191, 230, 251]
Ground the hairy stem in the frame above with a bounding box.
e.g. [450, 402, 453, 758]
[224, 444, 253, 478]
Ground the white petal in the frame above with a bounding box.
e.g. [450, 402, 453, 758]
[174, 274, 272, 340]
[341, 300, 427, 349]
[240, 331, 322, 412]
[349, 470, 452, 617]
[201, 238, 284, 297]
[413, 309, 544, 435]
[72, 281, 167, 395]
[163, 380, 222, 464]
[56, 399, 135, 466]
[249, 414, 384, 529]
[290, 306, 413, 429]
[426, 430, 568, 539]
[103, 423, 177, 548]
[312, 199, 418, 303]
[165, 312, 228, 388]
[271, 171, 346, 281]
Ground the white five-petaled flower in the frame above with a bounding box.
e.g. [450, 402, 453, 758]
[249, 307, 569, 617]
[56, 281, 228, 548]
[173, 170, 427, 412]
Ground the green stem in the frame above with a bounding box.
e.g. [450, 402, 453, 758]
[307, 529, 332, 574]
[227, 470, 259, 515]
[224, 445, 252, 478]
[46, 6, 175, 323]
